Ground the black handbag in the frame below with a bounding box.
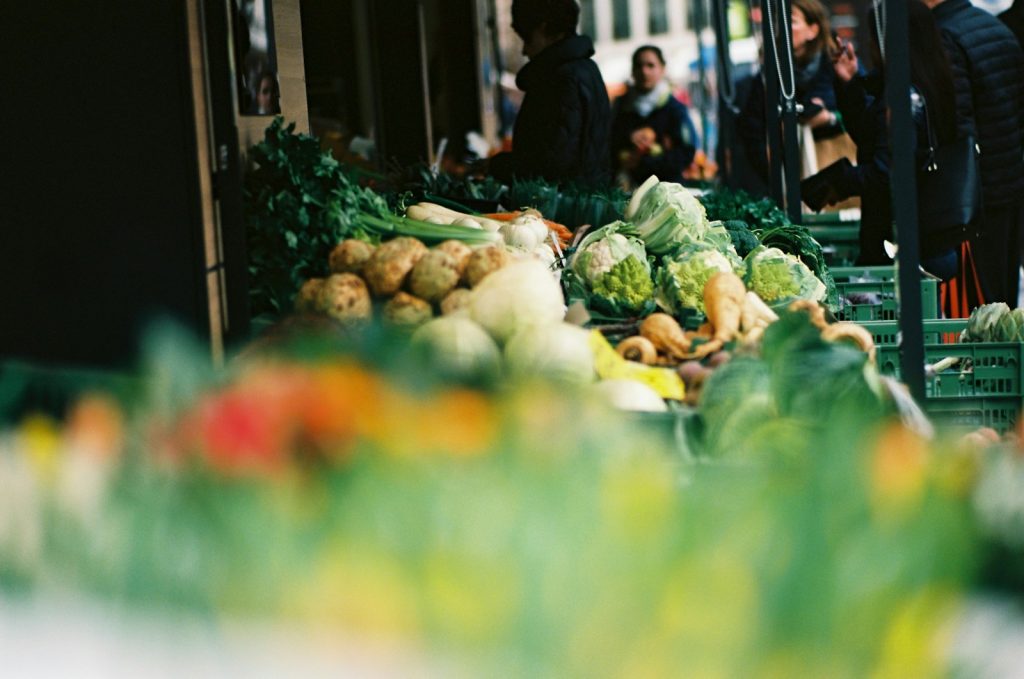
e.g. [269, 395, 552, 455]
[916, 94, 981, 237]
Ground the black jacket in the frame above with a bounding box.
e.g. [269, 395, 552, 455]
[609, 86, 697, 184]
[490, 35, 611, 185]
[1000, 0, 1024, 52]
[934, 0, 1024, 208]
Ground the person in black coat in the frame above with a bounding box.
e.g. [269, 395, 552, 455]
[927, 0, 1024, 305]
[488, 0, 611, 186]
[609, 45, 697, 187]
[801, 0, 970, 279]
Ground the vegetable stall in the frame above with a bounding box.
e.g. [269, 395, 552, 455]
[3, 118, 1024, 675]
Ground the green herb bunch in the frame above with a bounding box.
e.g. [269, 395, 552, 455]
[244, 118, 391, 317]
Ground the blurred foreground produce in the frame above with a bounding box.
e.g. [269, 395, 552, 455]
[0, 315, 1012, 677]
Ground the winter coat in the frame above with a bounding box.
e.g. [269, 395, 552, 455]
[489, 34, 611, 186]
[933, 0, 1024, 208]
[818, 47, 974, 265]
[609, 84, 698, 184]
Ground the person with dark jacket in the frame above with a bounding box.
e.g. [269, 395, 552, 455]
[488, 0, 611, 186]
[802, 1, 973, 281]
[609, 45, 697, 186]
[927, 0, 1024, 305]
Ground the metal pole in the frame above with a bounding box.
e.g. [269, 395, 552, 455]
[760, 0, 785, 206]
[885, 0, 926, 403]
[779, 0, 802, 224]
[694, 0, 711, 155]
[712, 0, 738, 185]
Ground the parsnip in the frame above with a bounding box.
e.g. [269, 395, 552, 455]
[407, 202, 504, 232]
[639, 313, 691, 360]
[821, 322, 876, 363]
[616, 336, 658, 364]
[684, 272, 746, 360]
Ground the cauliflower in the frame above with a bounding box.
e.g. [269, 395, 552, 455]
[654, 244, 741, 314]
[408, 250, 460, 302]
[329, 239, 375, 274]
[743, 246, 827, 305]
[317, 273, 372, 324]
[363, 237, 428, 297]
[624, 177, 712, 255]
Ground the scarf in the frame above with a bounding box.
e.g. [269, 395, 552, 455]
[632, 79, 672, 118]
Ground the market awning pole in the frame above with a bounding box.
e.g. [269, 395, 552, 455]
[694, 0, 711, 155]
[884, 0, 926, 403]
[778, 0, 802, 224]
[761, 0, 802, 223]
[761, 0, 785, 207]
[712, 0, 739, 185]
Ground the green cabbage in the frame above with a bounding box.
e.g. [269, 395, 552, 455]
[624, 177, 715, 255]
[743, 246, 827, 305]
[654, 243, 743, 314]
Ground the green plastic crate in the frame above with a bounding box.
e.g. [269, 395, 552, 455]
[807, 224, 860, 268]
[859, 319, 1024, 432]
[833, 278, 939, 321]
[831, 265, 899, 281]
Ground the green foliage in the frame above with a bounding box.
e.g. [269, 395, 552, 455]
[243, 117, 391, 317]
[721, 220, 761, 258]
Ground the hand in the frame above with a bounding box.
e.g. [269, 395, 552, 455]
[832, 39, 858, 82]
[630, 127, 657, 154]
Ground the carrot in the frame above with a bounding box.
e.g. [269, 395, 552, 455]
[684, 272, 746, 359]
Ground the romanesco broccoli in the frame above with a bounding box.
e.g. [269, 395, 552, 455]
[593, 256, 654, 311]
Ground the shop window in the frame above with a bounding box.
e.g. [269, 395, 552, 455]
[579, 0, 597, 39]
[648, 0, 669, 35]
[612, 0, 630, 40]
